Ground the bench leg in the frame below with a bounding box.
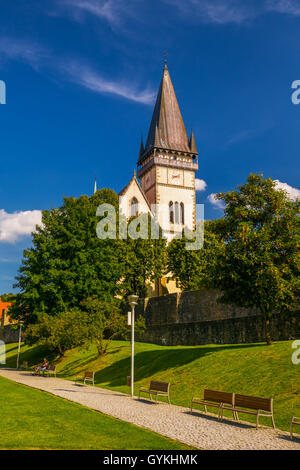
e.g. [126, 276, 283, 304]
[256, 413, 259, 429]
[271, 414, 275, 429]
[218, 405, 222, 421]
[290, 421, 293, 440]
[167, 394, 170, 405]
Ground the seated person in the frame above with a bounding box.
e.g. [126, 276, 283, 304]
[35, 358, 49, 374]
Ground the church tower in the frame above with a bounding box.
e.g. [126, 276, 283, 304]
[137, 61, 198, 239]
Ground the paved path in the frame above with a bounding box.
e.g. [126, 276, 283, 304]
[1, 368, 299, 450]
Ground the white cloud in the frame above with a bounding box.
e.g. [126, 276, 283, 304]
[274, 180, 300, 201]
[165, 0, 300, 24]
[0, 37, 48, 69]
[61, 0, 120, 24]
[207, 193, 225, 209]
[266, 0, 300, 16]
[164, 0, 261, 24]
[60, 62, 155, 104]
[195, 178, 207, 191]
[0, 209, 42, 243]
[0, 36, 155, 105]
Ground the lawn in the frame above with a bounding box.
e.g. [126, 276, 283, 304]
[3, 339, 300, 432]
[0, 375, 191, 450]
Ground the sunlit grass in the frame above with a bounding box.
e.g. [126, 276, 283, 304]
[3, 339, 300, 432]
[0, 375, 192, 450]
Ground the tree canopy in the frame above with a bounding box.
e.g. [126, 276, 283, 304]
[11, 189, 168, 324]
[167, 221, 224, 291]
[214, 173, 300, 344]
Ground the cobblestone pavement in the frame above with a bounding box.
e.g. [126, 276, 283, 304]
[1, 368, 299, 450]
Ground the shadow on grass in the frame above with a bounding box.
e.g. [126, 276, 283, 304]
[59, 355, 99, 376]
[2, 344, 57, 369]
[5, 345, 19, 353]
[93, 343, 267, 388]
[3, 342, 268, 388]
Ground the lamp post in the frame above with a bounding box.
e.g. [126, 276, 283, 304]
[16, 321, 24, 369]
[128, 294, 139, 398]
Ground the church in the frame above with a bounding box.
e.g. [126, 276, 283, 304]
[119, 61, 198, 243]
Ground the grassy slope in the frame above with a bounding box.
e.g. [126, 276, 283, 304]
[0, 375, 191, 450]
[3, 340, 300, 432]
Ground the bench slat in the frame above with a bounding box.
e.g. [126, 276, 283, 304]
[84, 372, 94, 379]
[149, 381, 169, 392]
[204, 389, 234, 405]
[235, 394, 272, 412]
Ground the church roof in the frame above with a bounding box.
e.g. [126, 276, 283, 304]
[140, 63, 194, 162]
[118, 172, 154, 217]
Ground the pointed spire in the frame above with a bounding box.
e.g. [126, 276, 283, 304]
[154, 123, 161, 147]
[164, 51, 168, 68]
[93, 176, 97, 195]
[138, 135, 145, 160]
[189, 129, 197, 153]
[133, 169, 136, 178]
[144, 63, 191, 154]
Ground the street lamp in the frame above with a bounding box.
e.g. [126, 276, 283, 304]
[16, 321, 24, 369]
[128, 294, 139, 398]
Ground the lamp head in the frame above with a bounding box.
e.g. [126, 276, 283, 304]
[128, 294, 139, 307]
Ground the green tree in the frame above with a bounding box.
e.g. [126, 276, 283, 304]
[0, 293, 16, 302]
[167, 221, 224, 291]
[11, 189, 167, 326]
[25, 310, 88, 357]
[80, 297, 126, 357]
[121, 213, 167, 298]
[214, 173, 300, 345]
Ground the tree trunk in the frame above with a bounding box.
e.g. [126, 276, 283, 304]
[265, 317, 272, 346]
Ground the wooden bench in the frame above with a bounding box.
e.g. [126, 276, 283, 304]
[139, 381, 170, 403]
[20, 361, 28, 370]
[191, 389, 234, 420]
[221, 393, 275, 429]
[290, 416, 300, 439]
[75, 371, 95, 386]
[43, 365, 56, 377]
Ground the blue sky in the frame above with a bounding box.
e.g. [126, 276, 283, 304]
[0, 0, 300, 293]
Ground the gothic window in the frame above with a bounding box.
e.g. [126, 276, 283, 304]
[169, 201, 174, 223]
[175, 202, 179, 224]
[130, 197, 139, 217]
[180, 203, 184, 225]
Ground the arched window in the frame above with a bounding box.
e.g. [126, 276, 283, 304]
[169, 201, 174, 223]
[180, 203, 184, 225]
[175, 202, 179, 224]
[130, 197, 139, 217]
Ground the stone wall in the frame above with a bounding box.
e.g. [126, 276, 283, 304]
[136, 289, 300, 345]
[0, 325, 21, 344]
